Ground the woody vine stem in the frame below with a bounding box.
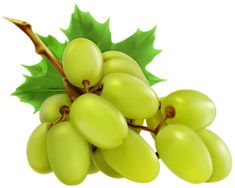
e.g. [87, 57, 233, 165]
[4, 17, 175, 134]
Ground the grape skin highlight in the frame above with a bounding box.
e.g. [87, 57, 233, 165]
[197, 129, 232, 182]
[101, 73, 159, 119]
[39, 94, 71, 123]
[26, 122, 51, 174]
[70, 93, 128, 149]
[47, 121, 90, 185]
[161, 90, 216, 130]
[101, 129, 160, 183]
[155, 124, 213, 183]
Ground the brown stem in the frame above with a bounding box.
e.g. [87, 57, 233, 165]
[154, 105, 175, 134]
[63, 78, 77, 102]
[128, 123, 155, 134]
[90, 83, 103, 93]
[4, 17, 65, 77]
[4, 17, 78, 102]
[82, 80, 90, 93]
[48, 106, 69, 130]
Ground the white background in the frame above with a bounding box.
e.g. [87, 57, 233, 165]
[0, 0, 234, 187]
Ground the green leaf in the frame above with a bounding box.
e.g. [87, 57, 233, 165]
[12, 36, 66, 112]
[111, 27, 163, 85]
[62, 5, 112, 52]
[13, 58, 65, 112]
[13, 5, 163, 112]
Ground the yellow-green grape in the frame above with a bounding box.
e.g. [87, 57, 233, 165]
[146, 97, 167, 140]
[161, 90, 216, 130]
[70, 93, 128, 149]
[147, 97, 166, 139]
[126, 118, 144, 133]
[197, 129, 232, 182]
[62, 38, 103, 87]
[146, 110, 163, 139]
[101, 129, 160, 183]
[91, 148, 122, 178]
[26, 123, 51, 174]
[101, 73, 159, 119]
[102, 50, 135, 62]
[39, 94, 71, 123]
[103, 58, 148, 84]
[47, 121, 90, 185]
[88, 158, 99, 174]
[155, 124, 212, 183]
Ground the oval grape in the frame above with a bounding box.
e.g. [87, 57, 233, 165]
[39, 94, 71, 123]
[101, 129, 160, 183]
[103, 58, 148, 83]
[101, 73, 159, 119]
[161, 90, 216, 130]
[91, 148, 121, 178]
[197, 129, 232, 182]
[27, 123, 51, 174]
[88, 158, 99, 174]
[155, 124, 212, 183]
[47, 121, 90, 185]
[62, 38, 103, 87]
[70, 93, 128, 149]
[102, 50, 135, 62]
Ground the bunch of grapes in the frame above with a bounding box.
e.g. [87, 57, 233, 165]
[26, 38, 232, 186]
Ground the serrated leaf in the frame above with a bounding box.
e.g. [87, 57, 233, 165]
[13, 5, 163, 112]
[111, 27, 163, 85]
[13, 58, 65, 112]
[62, 5, 112, 52]
[12, 35, 66, 112]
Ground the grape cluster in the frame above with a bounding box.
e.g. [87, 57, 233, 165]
[26, 38, 232, 185]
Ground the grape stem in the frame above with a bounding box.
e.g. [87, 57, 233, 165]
[48, 106, 70, 130]
[128, 123, 156, 134]
[4, 17, 78, 102]
[154, 105, 175, 134]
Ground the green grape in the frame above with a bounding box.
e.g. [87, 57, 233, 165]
[146, 110, 163, 139]
[103, 58, 148, 84]
[197, 129, 232, 182]
[70, 93, 128, 149]
[161, 90, 216, 130]
[101, 73, 159, 119]
[102, 50, 135, 62]
[62, 38, 103, 87]
[91, 148, 122, 178]
[47, 121, 90, 185]
[147, 97, 166, 139]
[126, 118, 144, 133]
[26, 123, 51, 174]
[39, 94, 71, 123]
[101, 129, 160, 183]
[155, 124, 212, 183]
[88, 158, 99, 174]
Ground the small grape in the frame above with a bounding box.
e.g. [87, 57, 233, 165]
[161, 90, 216, 130]
[88, 158, 99, 174]
[155, 124, 212, 183]
[101, 129, 160, 183]
[70, 93, 128, 149]
[197, 129, 232, 182]
[103, 58, 148, 84]
[101, 73, 159, 119]
[47, 121, 90, 185]
[26, 123, 51, 174]
[147, 97, 166, 139]
[91, 148, 121, 178]
[39, 94, 71, 123]
[102, 50, 135, 62]
[62, 38, 103, 87]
